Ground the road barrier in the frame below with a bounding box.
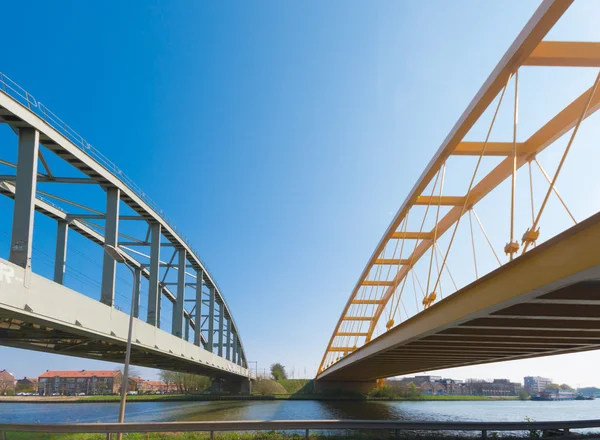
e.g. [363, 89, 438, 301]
[1, 418, 600, 439]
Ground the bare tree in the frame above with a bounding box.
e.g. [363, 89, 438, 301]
[159, 370, 210, 394]
[0, 380, 14, 395]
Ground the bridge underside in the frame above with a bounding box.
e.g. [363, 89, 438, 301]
[0, 259, 247, 380]
[317, 212, 600, 383]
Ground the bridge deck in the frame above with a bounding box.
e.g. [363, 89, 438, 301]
[0, 259, 247, 379]
[317, 212, 600, 382]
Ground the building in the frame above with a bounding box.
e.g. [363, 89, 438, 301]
[16, 377, 38, 392]
[0, 370, 16, 394]
[524, 376, 552, 394]
[129, 377, 170, 394]
[39, 370, 122, 395]
[466, 379, 522, 396]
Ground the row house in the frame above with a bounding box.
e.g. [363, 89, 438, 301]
[39, 370, 122, 395]
[129, 378, 170, 393]
[0, 370, 16, 394]
[16, 377, 38, 392]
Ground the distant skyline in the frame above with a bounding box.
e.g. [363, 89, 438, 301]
[1, 1, 600, 388]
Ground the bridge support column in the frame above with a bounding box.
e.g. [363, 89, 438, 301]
[314, 380, 377, 395]
[207, 285, 215, 353]
[9, 128, 39, 272]
[53, 220, 68, 284]
[172, 249, 186, 338]
[232, 332, 237, 364]
[100, 187, 120, 306]
[157, 293, 162, 328]
[226, 318, 232, 360]
[184, 315, 190, 341]
[146, 223, 161, 326]
[133, 267, 141, 318]
[194, 269, 203, 347]
[218, 302, 224, 357]
[211, 377, 251, 394]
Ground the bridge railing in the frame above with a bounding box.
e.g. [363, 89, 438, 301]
[1, 419, 599, 439]
[0, 71, 220, 292]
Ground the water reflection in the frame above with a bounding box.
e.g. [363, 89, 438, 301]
[0, 399, 599, 426]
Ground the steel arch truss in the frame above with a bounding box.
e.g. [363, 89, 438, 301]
[0, 72, 248, 376]
[319, 0, 600, 375]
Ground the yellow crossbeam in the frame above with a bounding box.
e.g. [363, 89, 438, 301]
[337, 332, 369, 337]
[362, 280, 395, 286]
[342, 317, 373, 321]
[391, 232, 433, 240]
[524, 41, 600, 67]
[415, 196, 466, 206]
[352, 299, 385, 304]
[375, 258, 410, 265]
[453, 142, 524, 156]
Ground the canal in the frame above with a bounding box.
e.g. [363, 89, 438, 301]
[0, 399, 599, 426]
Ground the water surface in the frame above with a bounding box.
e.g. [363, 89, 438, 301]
[0, 399, 598, 426]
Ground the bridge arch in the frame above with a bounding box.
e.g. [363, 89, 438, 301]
[0, 73, 249, 378]
[318, 0, 600, 379]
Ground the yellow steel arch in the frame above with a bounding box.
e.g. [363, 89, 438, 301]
[319, 0, 600, 374]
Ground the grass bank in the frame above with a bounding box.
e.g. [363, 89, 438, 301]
[2, 433, 596, 440]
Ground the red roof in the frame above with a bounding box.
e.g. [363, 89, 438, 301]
[0, 370, 15, 382]
[39, 370, 121, 379]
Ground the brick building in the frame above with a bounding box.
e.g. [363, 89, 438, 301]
[16, 377, 38, 392]
[129, 377, 170, 393]
[39, 370, 122, 395]
[0, 370, 16, 394]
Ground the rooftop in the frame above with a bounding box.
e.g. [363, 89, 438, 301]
[39, 370, 121, 379]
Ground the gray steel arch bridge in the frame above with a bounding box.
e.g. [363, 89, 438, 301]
[0, 73, 250, 383]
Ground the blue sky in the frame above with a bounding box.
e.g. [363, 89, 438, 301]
[1, 1, 600, 386]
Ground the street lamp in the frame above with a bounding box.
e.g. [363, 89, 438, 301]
[248, 361, 258, 378]
[104, 244, 138, 440]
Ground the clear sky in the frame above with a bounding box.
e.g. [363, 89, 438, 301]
[1, 1, 600, 387]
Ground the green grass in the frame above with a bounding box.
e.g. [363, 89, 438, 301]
[276, 379, 313, 394]
[4, 432, 598, 440]
[0, 432, 411, 440]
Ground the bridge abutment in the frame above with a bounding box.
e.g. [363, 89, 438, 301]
[314, 379, 377, 395]
[211, 377, 252, 394]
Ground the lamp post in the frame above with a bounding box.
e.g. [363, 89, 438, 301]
[248, 361, 258, 378]
[104, 244, 137, 440]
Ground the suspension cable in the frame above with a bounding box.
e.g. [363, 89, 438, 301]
[528, 161, 535, 225]
[425, 163, 446, 296]
[508, 70, 519, 261]
[435, 243, 458, 291]
[468, 209, 479, 279]
[534, 158, 577, 225]
[522, 70, 600, 255]
[472, 208, 502, 266]
[431, 79, 510, 297]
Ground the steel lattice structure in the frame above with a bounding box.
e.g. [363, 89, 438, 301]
[0, 67, 249, 383]
[318, 0, 600, 379]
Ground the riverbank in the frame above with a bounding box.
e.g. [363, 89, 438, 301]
[1, 433, 597, 440]
[0, 394, 520, 403]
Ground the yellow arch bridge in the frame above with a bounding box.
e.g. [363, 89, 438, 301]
[317, 0, 600, 391]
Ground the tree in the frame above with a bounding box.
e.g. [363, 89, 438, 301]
[270, 363, 287, 380]
[0, 380, 14, 395]
[559, 384, 573, 391]
[407, 383, 422, 399]
[115, 367, 141, 392]
[518, 389, 529, 400]
[545, 383, 560, 390]
[158, 370, 210, 394]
